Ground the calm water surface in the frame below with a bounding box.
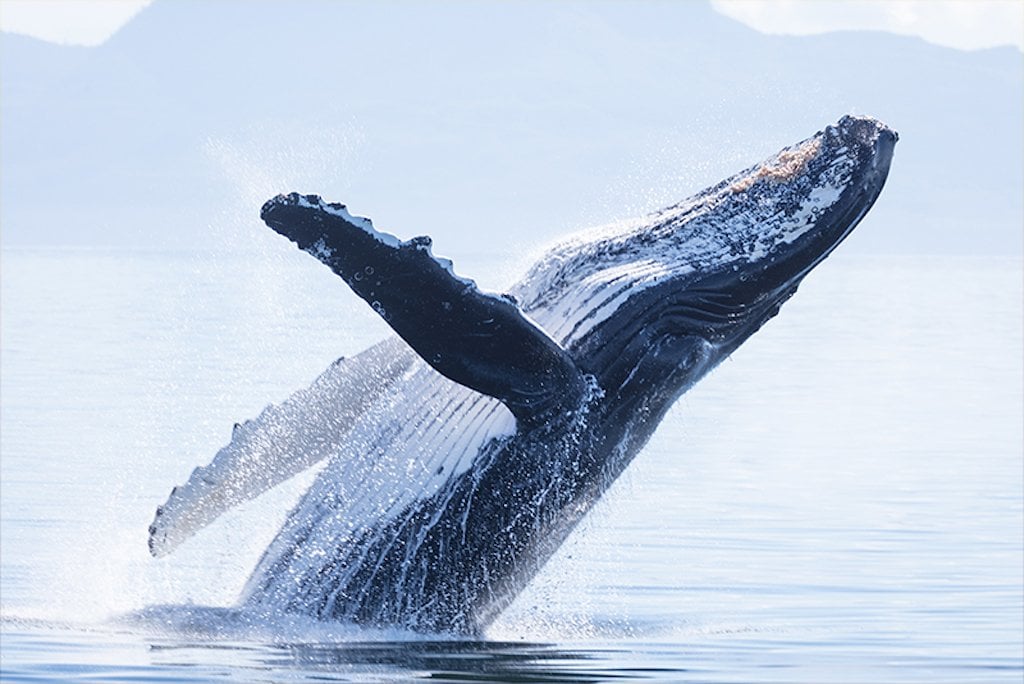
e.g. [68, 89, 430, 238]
[1, 247, 1021, 682]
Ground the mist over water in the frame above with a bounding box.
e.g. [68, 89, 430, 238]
[1, 245, 1020, 681]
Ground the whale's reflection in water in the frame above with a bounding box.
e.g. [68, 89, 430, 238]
[157, 639, 665, 683]
[116, 604, 685, 682]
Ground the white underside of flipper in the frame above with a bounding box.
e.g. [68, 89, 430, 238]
[148, 336, 415, 557]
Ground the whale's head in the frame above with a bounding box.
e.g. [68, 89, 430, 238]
[514, 115, 896, 435]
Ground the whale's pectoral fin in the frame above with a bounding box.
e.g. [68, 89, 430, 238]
[148, 337, 415, 557]
[261, 193, 587, 427]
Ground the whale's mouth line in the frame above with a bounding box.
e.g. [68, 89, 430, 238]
[784, 142, 894, 286]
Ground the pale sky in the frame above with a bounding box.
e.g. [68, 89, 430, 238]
[713, 0, 1024, 51]
[0, 0, 152, 45]
[0, 0, 1021, 51]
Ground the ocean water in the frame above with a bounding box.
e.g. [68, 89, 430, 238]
[1, 246, 1021, 682]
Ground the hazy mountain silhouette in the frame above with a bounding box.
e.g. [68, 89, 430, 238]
[2, 0, 1021, 257]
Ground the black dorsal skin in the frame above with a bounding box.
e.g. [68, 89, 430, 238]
[228, 117, 895, 634]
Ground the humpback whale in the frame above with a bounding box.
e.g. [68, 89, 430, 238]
[149, 115, 896, 634]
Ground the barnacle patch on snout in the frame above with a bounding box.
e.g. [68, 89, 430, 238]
[730, 137, 822, 193]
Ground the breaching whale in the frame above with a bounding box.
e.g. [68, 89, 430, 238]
[149, 115, 896, 634]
